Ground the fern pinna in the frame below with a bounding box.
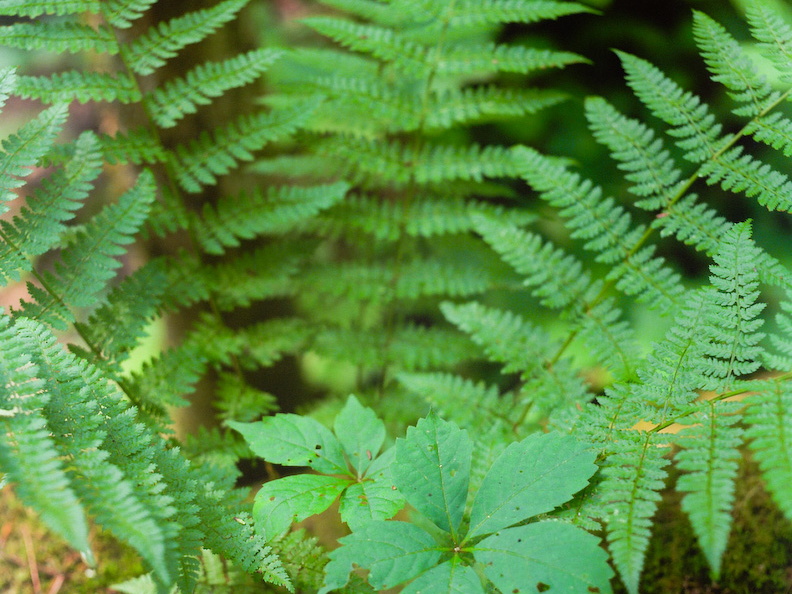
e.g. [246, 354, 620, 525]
[398, 4, 792, 593]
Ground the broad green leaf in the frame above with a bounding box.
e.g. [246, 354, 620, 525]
[392, 412, 471, 538]
[402, 559, 485, 594]
[476, 521, 613, 594]
[334, 394, 385, 476]
[467, 432, 597, 539]
[320, 521, 442, 593]
[339, 478, 404, 531]
[228, 415, 348, 474]
[252, 474, 349, 540]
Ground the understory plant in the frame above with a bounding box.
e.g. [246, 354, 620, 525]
[1, 0, 792, 593]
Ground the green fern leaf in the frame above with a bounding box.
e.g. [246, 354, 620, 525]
[744, 379, 792, 521]
[311, 325, 475, 372]
[125, 345, 205, 411]
[77, 258, 170, 371]
[444, 0, 596, 27]
[692, 10, 777, 117]
[0, 315, 91, 557]
[746, 2, 792, 82]
[434, 43, 587, 76]
[0, 132, 102, 283]
[322, 137, 524, 187]
[0, 0, 99, 17]
[15, 71, 141, 104]
[193, 182, 348, 254]
[746, 112, 792, 156]
[0, 21, 119, 54]
[585, 96, 683, 210]
[764, 297, 792, 369]
[0, 102, 68, 207]
[101, 0, 158, 29]
[698, 145, 792, 211]
[311, 194, 533, 242]
[19, 170, 156, 329]
[675, 402, 743, 578]
[98, 128, 168, 165]
[211, 240, 313, 310]
[146, 49, 282, 128]
[602, 431, 670, 594]
[616, 50, 725, 163]
[172, 99, 321, 193]
[425, 86, 567, 129]
[512, 145, 684, 311]
[397, 371, 504, 433]
[125, 0, 250, 76]
[15, 318, 175, 585]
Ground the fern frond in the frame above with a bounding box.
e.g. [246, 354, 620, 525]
[698, 145, 792, 212]
[19, 171, 156, 329]
[616, 50, 725, 163]
[698, 221, 765, 387]
[0, 132, 102, 284]
[125, 0, 250, 76]
[214, 372, 277, 423]
[602, 431, 670, 594]
[692, 10, 777, 117]
[585, 96, 683, 210]
[397, 371, 503, 431]
[0, 102, 68, 207]
[744, 379, 792, 521]
[101, 0, 158, 29]
[311, 325, 475, 372]
[764, 297, 792, 369]
[0, 0, 99, 17]
[189, 315, 313, 369]
[146, 49, 282, 128]
[0, 21, 119, 54]
[198, 506, 292, 591]
[746, 2, 792, 82]
[322, 137, 524, 187]
[472, 213, 590, 308]
[95, 128, 167, 165]
[172, 99, 321, 193]
[211, 240, 313, 310]
[76, 258, 171, 371]
[0, 315, 91, 557]
[301, 17, 420, 70]
[675, 402, 743, 578]
[125, 345, 205, 412]
[512, 145, 684, 311]
[15, 72, 141, 104]
[312, 194, 534, 242]
[192, 182, 348, 255]
[15, 318, 177, 585]
[435, 43, 587, 76]
[301, 257, 512, 304]
[445, 0, 596, 27]
[746, 112, 792, 156]
[441, 301, 554, 377]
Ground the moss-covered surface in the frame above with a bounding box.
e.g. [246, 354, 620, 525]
[0, 484, 144, 593]
[615, 452, 792, 594]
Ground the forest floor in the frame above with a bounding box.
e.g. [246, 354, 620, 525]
[0, 484, 143, 594]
